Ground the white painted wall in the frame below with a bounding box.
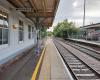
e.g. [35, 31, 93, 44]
[0, 0, 37, 65]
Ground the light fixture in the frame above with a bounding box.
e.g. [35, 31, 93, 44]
[12, 24, 18, 29]
[73, 1, 78, 7]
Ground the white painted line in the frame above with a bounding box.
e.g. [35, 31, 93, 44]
[52, 39, 74, 80]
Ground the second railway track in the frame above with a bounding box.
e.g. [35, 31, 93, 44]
[59, 39, 100, 61]
[53, 39, 100, 80]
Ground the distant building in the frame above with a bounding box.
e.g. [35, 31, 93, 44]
[80, 23, 100, 40]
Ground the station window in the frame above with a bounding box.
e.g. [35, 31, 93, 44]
[0, 10, 9, 45]
[19, 20, 24, 41]
[32, 27, 34, 38]
[28, 25, 31, 39]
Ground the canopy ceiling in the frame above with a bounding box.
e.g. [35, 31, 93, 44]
[7, 0, 60, 27]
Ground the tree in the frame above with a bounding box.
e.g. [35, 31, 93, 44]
[53, 19, 79, 39]
[47, 31, 53, 37]
[40, 27, 47, 38]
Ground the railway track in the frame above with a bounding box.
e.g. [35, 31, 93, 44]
[53, 39, 100, 80]
[59, 39, 100, 61]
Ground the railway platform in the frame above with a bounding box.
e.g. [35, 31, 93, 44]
[0, 39, 43, 80]
[69, 38, 100, 47]
[38, 38, 73, 80]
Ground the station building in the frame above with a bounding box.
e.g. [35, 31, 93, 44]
[0, 0, 38, 65]
[0, 0, 59, 66]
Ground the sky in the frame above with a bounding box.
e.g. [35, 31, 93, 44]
[47, 0, 100, 31]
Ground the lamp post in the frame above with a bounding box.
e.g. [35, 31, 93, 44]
[83, 0, 86, 40]
[83, 0, 86, 27]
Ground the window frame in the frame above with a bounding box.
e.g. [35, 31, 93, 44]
[0, 10, 9, 46]
[18, 20, 24, 42]
[28, 25, 32, 39]
[32, 26, 34, 39]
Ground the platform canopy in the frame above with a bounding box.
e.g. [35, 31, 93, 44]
[7, 0, 60, 27]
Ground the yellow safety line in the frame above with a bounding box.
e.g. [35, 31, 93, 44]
[31, 46, 46, 80]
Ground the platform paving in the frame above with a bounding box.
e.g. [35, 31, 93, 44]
[38, 38, 72, 80]
[0, 48, 40, 80]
